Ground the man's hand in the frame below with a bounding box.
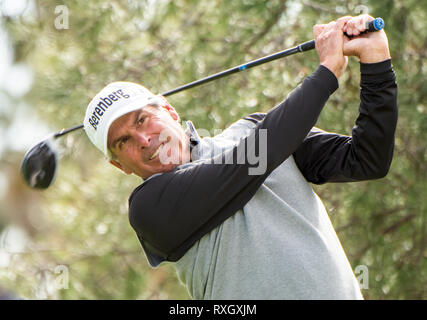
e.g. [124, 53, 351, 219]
[343, 14, 391, 63]
[314, 16, 352, 79]
[314, 15, 392, 79]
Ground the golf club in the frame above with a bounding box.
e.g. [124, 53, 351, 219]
[21, 18, 385, 189]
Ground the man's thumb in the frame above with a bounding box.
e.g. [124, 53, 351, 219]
[343, 38, 361, 57]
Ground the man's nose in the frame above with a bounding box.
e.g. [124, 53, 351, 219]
[134, 131, 151, 148]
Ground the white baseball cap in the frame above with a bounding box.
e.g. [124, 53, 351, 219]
[84, 81, 160, 159]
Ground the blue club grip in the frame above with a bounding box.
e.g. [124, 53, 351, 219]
[366, 18, 385, 32]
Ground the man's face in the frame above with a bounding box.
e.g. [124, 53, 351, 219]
[107, 104, 190, 179]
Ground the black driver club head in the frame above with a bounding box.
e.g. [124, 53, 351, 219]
[21, 137, 58, 189]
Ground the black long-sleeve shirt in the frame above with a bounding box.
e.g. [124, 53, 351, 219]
[128, 60, 398, 266]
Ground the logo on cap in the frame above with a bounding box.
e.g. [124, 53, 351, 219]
[88, 89, 131, 130]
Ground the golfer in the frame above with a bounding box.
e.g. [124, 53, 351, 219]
[83, 15, 397, 299]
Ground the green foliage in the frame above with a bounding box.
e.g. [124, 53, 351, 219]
[0, 0, 425, 299]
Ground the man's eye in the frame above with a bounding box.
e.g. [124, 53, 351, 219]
[138, 116, 146, 125]
[119, 137, 129, 149]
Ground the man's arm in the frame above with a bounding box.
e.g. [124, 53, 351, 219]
[294, 15, 396, 184]
[293, 59, 397, 184]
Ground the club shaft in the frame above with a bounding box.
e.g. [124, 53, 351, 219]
[54, 123, 84, 138]
[161, 42, 313, 97]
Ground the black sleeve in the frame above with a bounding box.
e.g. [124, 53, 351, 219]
[128, 65, 339, 265]
[293, 59, 398, 184]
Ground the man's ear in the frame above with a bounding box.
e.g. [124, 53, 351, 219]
[162, 104, 180, 122]
[109, 159, 132, 175]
